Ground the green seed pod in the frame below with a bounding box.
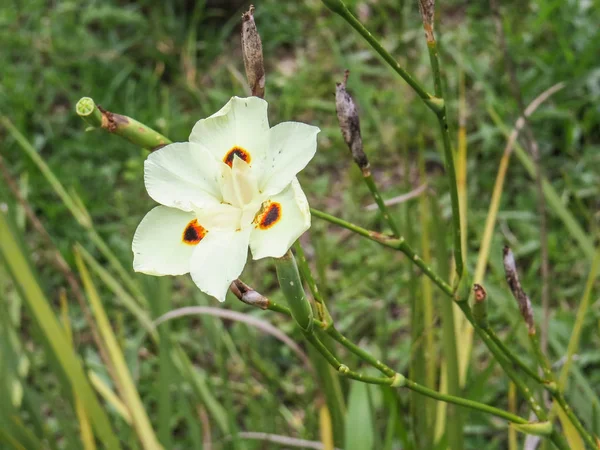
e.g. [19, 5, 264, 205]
[275, 251, 314, 332]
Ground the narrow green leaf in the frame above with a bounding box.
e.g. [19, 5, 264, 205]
[344, 383, 374, 450]
[0, 212, 120, 449]
[74, 248, 163, 450]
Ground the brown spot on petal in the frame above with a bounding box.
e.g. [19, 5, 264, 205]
[254, 201, 282, 230]
[182, 219, 207, 245]
[224, 146, 251, 167]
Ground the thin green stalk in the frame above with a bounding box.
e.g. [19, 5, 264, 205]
[362, 173, 401, 237]
[310, 207, 453, 296]
[437, 110, 464, 281]
[422, 8, 464, 282]
[312, 206, 571, 446]
[459, 303, 546, 418]
[274, 251, 534, 432]
[403, 379, 527, 425]
[321, 1, 463, 280]
[529, 332, 554, 383]
[309, 321, 531, 424]
[321, 1, 436, 110]
[75, 97, 171, 150]
[485, 283, 596, 448]
[326, 326, 396, 378]
[485, 328, 547, 386]
[554, 392, 597, 450]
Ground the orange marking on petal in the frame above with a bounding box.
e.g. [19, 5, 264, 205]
[182, 219, 207, 245]
[223, 146, 251, 167]
[254, 202, 282, 230]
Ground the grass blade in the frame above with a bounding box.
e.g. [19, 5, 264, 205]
[73, 247, 163, 450]
[344, 382, 374, 450]
[0, 211, 120, 449]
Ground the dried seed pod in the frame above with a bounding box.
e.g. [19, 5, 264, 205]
[417, 0, 435, 43]
[230, 279, 269, 310]
[335, 70, 369, 175]
[503, 246, 536, 335]
[241, 5, 265, 98]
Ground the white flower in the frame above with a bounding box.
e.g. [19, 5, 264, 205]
[132, 96, 319, 301]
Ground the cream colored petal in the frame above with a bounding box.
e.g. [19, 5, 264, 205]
[144, 142, 221, 211]
[260, 122, 320, 196]
[133, 206, 205, 276]
[249, 178, 311, 260]
[189, 97, 269, 173]
[193, 203, 242, 232]
[189, 228, 251, 302]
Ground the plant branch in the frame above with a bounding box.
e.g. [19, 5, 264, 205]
[322, 0, 464, 280]
[420, 5, 464, 281]
[310, 207, 454, 296]
[321, 1, 437, 110]
[274, 251, 532, 426]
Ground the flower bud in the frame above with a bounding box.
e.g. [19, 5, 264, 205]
[503, 246, 535, 335]
[241, 5, 265, 98]
[335, 70, 369, 175]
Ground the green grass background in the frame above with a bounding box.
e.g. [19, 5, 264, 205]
[1, 0, 599, 449]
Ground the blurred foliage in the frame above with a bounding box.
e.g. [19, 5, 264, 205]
[1, 0, 599, 448]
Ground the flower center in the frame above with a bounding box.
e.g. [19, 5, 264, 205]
[223, 146, 251, 168]
[182, 219, 207, 245]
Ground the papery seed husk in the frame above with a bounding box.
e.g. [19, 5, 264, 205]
[335, 71, 369, 172]
[241, 5, 265, 98]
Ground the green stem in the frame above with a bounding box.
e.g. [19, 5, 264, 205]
[362, 173, 401, 237]
[326, 326, 396, 378]
[553, 392, 598, 450]
[437, 111, 464, 281]
[274, 251, 531, 426]
[527, 333, 597, 449]
[424, 26, 464, 282]
[75, 97, 171, 150]
[310, 207, 453, 296]
[485, 328, 547, 386]
[529, 332, 554, 382]
[322, 1, 436, 109]
[321, 1, 463, 279]
[403, 378, 527, 425]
